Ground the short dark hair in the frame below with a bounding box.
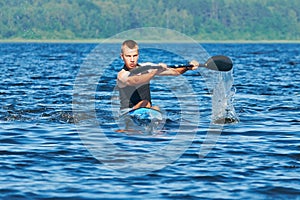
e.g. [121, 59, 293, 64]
[121, 40, 138, 53]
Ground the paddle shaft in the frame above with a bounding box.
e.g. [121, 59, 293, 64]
[129, 55, 233, 75]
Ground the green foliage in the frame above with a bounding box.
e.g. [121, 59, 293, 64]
[0, 0, 299, 40]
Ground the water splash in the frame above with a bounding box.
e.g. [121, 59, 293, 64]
[211, 70, 239, 124]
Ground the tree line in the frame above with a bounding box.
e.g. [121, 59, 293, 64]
[0, 0, 299, 41]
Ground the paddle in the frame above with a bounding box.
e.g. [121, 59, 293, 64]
[129, 55, 233, 75]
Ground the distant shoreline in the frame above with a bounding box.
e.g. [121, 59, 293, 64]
[0, 39, 299, 44]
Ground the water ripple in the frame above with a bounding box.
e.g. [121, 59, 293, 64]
[0, 43, 299, 199]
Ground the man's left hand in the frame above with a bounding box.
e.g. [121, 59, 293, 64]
[189, 60, 199, 70]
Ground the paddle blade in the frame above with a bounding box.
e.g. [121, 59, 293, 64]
[205, 55, 233, 71]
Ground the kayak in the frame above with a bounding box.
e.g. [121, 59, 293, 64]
[116, 107, 165, 133]
[128, 107, 163, 126]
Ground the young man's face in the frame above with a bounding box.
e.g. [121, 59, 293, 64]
[121, 46, 139, 70]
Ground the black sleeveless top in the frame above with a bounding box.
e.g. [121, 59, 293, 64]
[119, 65, 151, 109]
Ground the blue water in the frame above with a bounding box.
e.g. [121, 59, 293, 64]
[0, 42, 299, 199]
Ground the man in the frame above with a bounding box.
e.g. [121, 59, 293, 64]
[117, 40, 199, 114]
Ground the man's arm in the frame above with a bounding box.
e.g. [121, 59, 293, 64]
[156, 67, 185, 76]
[117, 69, 158, 88]
[157, 60, 199, 76]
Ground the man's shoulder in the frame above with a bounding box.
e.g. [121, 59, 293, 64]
[117, 69, 130, 85]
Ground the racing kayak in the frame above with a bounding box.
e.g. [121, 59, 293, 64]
[116, 107, 165, 133]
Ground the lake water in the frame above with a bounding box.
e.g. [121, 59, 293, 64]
[0, 42, 299, 199]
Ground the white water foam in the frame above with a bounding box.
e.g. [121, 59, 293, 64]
[211, 70, 239, 124]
